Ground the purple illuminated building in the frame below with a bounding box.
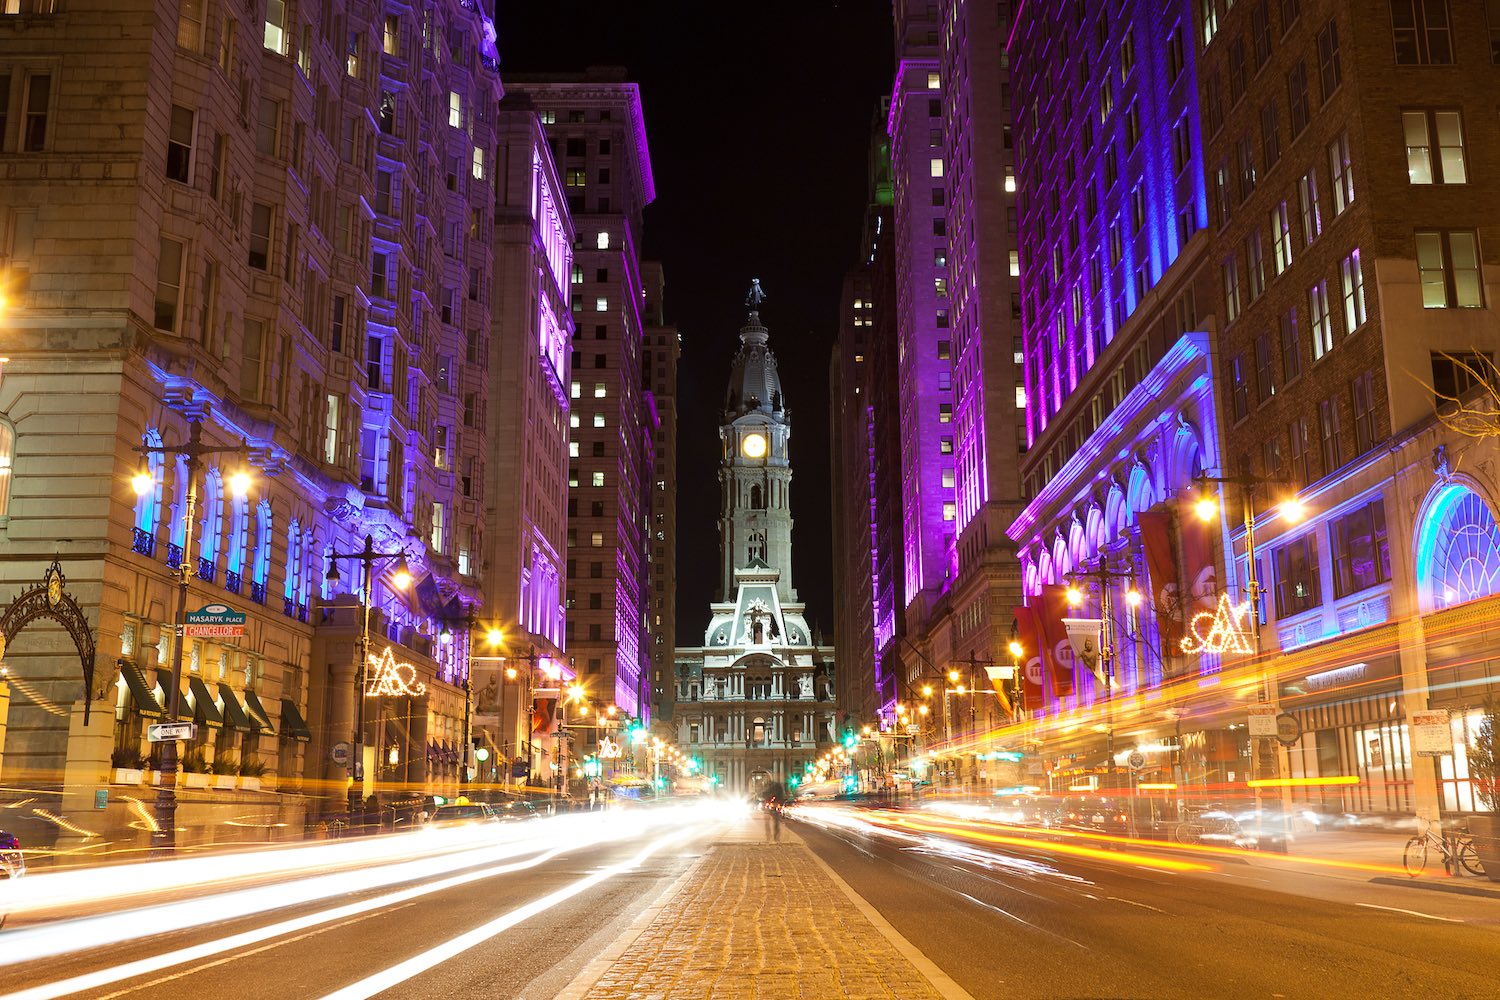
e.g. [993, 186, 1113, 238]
[505, 71, 658, 731]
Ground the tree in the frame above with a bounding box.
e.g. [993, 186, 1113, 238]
[1470, 697, 1498, 812]
[1427, 352, 1500, 439]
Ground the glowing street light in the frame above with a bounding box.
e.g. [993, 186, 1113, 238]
[1194, 491, 1220, 522]
[1065, 585, 1084, 607]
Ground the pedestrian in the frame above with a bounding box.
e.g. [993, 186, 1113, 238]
[771, 800, 782, 843]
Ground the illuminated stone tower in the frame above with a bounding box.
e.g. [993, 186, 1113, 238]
[719, 280, 796, 604]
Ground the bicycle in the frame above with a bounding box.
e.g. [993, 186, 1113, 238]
[1402, 819, 1482, 877]
[1172, 805, 1242, 845]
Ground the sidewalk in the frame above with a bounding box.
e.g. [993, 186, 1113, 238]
[558, 818, 970, 1000]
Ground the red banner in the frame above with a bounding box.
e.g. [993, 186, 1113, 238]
[1178, 501, 1219, 613]
[1037, 585, 1075, 700]
[1012, 605, 1046, 711]
[1139, 510, 1182, 648]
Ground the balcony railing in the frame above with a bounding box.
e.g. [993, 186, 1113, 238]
[283, 596, 295, 618]
[224, 570, 242, 595]
[196, 557, 215, 583]
[131, 528, 156, 557]
[165, 543, 183, 569]
[250, 581, 267, 605]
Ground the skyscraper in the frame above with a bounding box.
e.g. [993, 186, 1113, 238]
[642, 261, 680, 726]
[506, 71, 658, 736]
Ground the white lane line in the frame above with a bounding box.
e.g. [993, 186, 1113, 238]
[1354, 902, 1463, 923]
[317, 827, 700, 1000]
[0, 845, 581, 1000]
[91, 903, 420, 1000]
[1107, 896, 1167, 914]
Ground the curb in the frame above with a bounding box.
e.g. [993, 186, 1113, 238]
[1369, 875, 1500, 899]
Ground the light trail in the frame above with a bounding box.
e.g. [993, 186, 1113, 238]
[319, 824, 702, 1000]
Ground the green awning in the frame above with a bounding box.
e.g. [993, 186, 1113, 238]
[242, 689, 276, 735]
[187, 675, 223, 726]
[279, 697, 312, 742]
[217, 682, 253, 732]
[154, 670, 192, 721]
[120, 661, 163, 718]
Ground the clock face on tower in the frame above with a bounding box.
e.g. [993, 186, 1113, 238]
[741, 432, 767, 459]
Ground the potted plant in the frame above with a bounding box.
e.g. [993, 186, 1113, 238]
[111, 745, 146, 785]
[1467, 698, 1500, 882]
[211, 752, 240, 789]
[239, 756, 267, 791]
[181, 746, 211, 788]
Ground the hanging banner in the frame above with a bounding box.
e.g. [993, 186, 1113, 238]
[1062, 617, 1105, 688]
[982, 665, 1015, 718]
[1138, 511, 1183, 647]
[1178, 502, 1219, 613]
[1037, 586, 1075, 699]
[1012, 606, 1046, 710]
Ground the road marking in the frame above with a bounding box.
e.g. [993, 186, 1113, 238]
[318, 827, 702, 1000]
[1108, 896, 1167, 914]
[1354, 902, 1463, 923]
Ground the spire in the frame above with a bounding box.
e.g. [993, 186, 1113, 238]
[741, 278, 769, 347]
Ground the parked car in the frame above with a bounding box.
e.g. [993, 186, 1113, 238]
[489, 798, 538, 823]
[990, 795, 1053, 826]
[0, 831, 22, 879]
[426, 803, 500, 828]
[1057, 796, 1132, 837]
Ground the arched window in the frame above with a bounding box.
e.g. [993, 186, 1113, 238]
[284, 519, 302, 603]
[319, 542, 337, 600]
[751, 484, 764, 510]
[1127, 462, 1155, 518]
[252, 500, 273, 601]
[1418, 484, 1500, 612]
[748, 530, 766, 562]
[198, 468, 223, 575]
[168, 455, 191, 561]
[0, 417, 14, 518]
[298, 528, 315, 608]
[134, 430, 165, 553]
[226, 493, 249, 587]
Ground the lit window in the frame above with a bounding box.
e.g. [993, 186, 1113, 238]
[927, 71, 940, 89]
[930, 157, 944, 178]
[570, 381, 581, 399]
[569, 442, 580, 457]
[0, 420, 14, 518]
[939, 403, 953, 423]
[1015, 386, 1026, 408]
[263, 0, 287, 54]
[595, 296, 608, 312]
[448, 92, 462, 129]
[1004, 168, 1015, 193]
[594, 382, 607, 398]
[569, 414, 580, 428]
[430, 502, 445, 552]
[941, 470, 955, 488]
[1009, 250, 1020, 277]
[472, 147, 484, 180]
[943, 502, 957, 521]
[940, 437, 953, 454]
[592, 471, 606, 487]
[591, 532, 604, 547]
[597, 231, 610, 250]
[593, 413, 606, 427]
[1403, 109, 1466, 185]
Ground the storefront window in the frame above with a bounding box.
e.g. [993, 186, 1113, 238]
[1330, 499, 1390, 598]
[1273, 534, 1322, 618]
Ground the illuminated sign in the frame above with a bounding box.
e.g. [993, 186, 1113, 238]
[1179, 594, 1254, 656]
[1303, 662, 1367, 692]
[364, 647, 428, 698]
[599, 737, 623, 759]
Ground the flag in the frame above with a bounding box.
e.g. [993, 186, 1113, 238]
[982, 665, 1014, 718]
[1012, 606, 1046, 710]
[1037, 585, 1075, 699]
[1138, 510, 1182, 648]
[1062, 617, 1106, 689]
[413, 572, 443, 616]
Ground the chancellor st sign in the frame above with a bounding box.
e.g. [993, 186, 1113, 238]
[183, 603, 247, 639]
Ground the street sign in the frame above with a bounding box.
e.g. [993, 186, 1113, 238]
[183, 603, 247, 638]
[1275, 713, 1302, 747]
[1412, 710, 1453, 757]
[331, 741, 351, 767]
[94, 789, 109, 810]
[147, 722, 197, 742]
[1127, 750, 1146, 770]
[904, 724, 921, 735]
[1247, 704, 1277, 737]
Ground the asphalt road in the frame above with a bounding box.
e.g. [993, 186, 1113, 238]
[795, 815, 1500, 1000]
[0, 813, 719, 1000]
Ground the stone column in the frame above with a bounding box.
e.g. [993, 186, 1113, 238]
[59, 700, 114, 850]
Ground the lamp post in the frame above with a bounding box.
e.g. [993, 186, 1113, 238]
[132, 420, 252, 853]
[325, 535, 411, 820]
[1064, 557, 1142, 777]
[1194, 472, 1308, 844]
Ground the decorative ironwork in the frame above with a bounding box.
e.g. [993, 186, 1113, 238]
[296, 603, 309, 624]
[0, 560, 100, 723]
[131, 528, 156, 557]
[224, 570, 242, 595]
[166, 543, 183, 569]
[283, 596, 295, 618]
[196, 557, 216, 583]
[250, 580, 266, 605]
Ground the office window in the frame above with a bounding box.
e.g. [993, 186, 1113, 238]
[1297, 170, 1322, 245]
[1280, 309, 1302, 382]
[263, 0, 287, 53]
[593, 413, 606, 428]
[1287, 61, 1310, 136]
[939, 404, 952, 423]
[1352, 370, 1380, 453]
[19, 72, 49, 152]
[590, 532, 604, 547]
[594, 382, 607, 398]
[1246, 230, 1266, 301]
[1236, 136, 1256, 200]
[1391, 0, 1453, 65]
[1318, 394, 1342, 472]
[596, 231, 609, 250]
[430, 502, 444, 552]
[1431, 351, 1492, 400]
[591, 471, 605, 487]
[1309, 281, 1334, 359]
[1231, 353, 1250, 421]
[154, 236, 185, 332]
[249, 203, 272, 270]
[940, 436, 953, 455]
[1201, 0, 1219, 47]
[1331, 499, 1390, 598]
[1289, 415, 1313, 484]
[1328, 132, 1354, 213]
[943, 502, 956, 522]
[930, 157, 944, 178]
[1317, 20, 1342, 101]
[1417, 230, 1483, 308]
[1274, 533, 1322, 617]
[1260, 102, 1281, 170]
[1252, 2, 1273, 66]
[1223, 256, 1242, 324]
[1340, 250, 1367, 332]
[1403, 110, 1466, 185]
[1173, 117, 1193, 175]
[1255, 333, 1276, 402]
[166, 105, 195, 183]
[1270, 202, 1292, 274]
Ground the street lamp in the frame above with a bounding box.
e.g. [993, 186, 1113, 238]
[326, 534, 411, 819]
[134, 419, 252, 853]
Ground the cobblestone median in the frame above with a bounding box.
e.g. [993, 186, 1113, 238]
[579, 833, 949, 1000]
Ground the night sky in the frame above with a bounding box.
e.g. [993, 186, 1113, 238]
[493, 2, 893, 644]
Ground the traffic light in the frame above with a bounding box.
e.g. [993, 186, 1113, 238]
[628, 719, 647, 744]
[787, 775, 800, 788]
[583, 755, 601, 778]
[842, 730, 858, 749]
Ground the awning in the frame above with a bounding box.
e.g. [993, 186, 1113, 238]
[279, 697, 312, 742]
[217, 682, 253, 732]
[242, 689, 276, 735]
[154, 670, 192, 721]
[187, 675, 224, 726]
[120, 661, 163, 718]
